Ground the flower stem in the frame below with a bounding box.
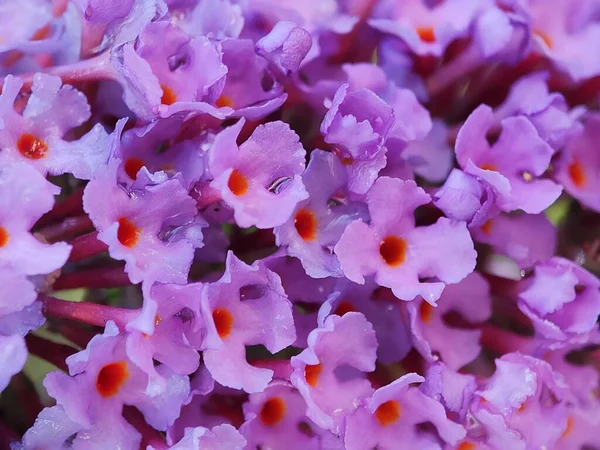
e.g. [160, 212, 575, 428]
[53, 265, 132, 290]
[67, 231, 108, 261]
[40, 295, 138, 328]
[35, 188, 85, 228]
[38, 215, 94, 243]
[25, 334, 77, 372]
[12, 51, 115, 89]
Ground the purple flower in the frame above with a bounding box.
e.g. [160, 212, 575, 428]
[208, 119, 308, 228]
[217, 38, 287, 120]
[494, 71, 576, 150]
[112, 20, 228, 121]
[433, 168, 497, 228]
[335, 177, 477, 303]
[524, 0, 600, 81]
[200, 252, 296, 393]
[473, 353, 570, 449]
[83, 158, 205, 284]
[161, 424, 246, 450]
[408, 271, 492, 369]
[118, 117, 207, 190]
[517, 257, 600, 348]
[455, 104, 562, 214]
[343, 373, 466, 449]
[265, 254, 336, 347]
[319, 278, 412, 364]
[369, 0, 488, 57]
[472, 212, 557, 269]
[0, 74, 120, 180]
[290, 312, 377, 433]
[255, 21, 312, 77]
[554, 113, 600, 212]
[420, 362, 477, 424]
[241, 381, 327, 449]
[320, 84, 394, 194]
[0, 161, 71, 275]
[274, 149, 367, 278]
[0, 334, 27, 392]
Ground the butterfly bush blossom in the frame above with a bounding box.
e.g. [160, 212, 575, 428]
[1, 0, 600, 449]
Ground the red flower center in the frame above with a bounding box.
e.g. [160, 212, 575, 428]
[260, 396, 287, 426]
[213, 308, 234, 338]
[568, 159, 586, 188]
[419, 302, 434, 324]
[480, 219, 493, 235]
[117, 217, 140, 248]
[479, 162, 497, 172]
[294, 209, 318, 241]
[96, 361, 129, 398]
[160, 85, 177, 105]
[416, 27, 435, 43]
[216, 95, 234, 108]
[379, 236, 407, 267]
[0, 227, 8, 248]
[305, 363, 322, 387]
[124, 158, 145, 180]
[17, 133, 48, 160]
[228, 169, 249, 196]
[334, 301, 357, 316]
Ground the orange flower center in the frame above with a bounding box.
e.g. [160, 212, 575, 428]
[561, 416, 574, 439]
[533, 29, 553, 48]
[216, 95, 234, 108]
[124, 158, 145, 180]
[479, 162, 497, 171]
[334, 301, 357, 316]
[418, 301, 434, 324]
[227, 169, 249, 196]
[160, 85, 177, 105]
[259, 396, 287, 426]
[0, 227, 8, 248]
[416, 27, 435, 43]
[212, 308, 234, 338]
[374, 400, 401, 426]
[17, 133, 48, 160]
[379, 236, 407, 267]
[294, 209, 318, 241]
[481, 219, 493, 235]
[32, 25, 52, 41]
[568, 159, 586, 188]
[96, 361, 129, 398]
[457, 442, 477, 450]
[305, 364, 322, 387]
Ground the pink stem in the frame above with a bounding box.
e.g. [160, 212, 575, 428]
[68, 231, 108, 261]
[426, 44, 483, 97]
[38, 215, 94, 243]
[53, 265, 132, 290]
[11, 51, 115, 89]
[123, 406, 168, 450]
[251, 359, 292, 380]
[480, 323, 532, 355]
[194, 182, 223, 210]
[40, 295, 138, 328]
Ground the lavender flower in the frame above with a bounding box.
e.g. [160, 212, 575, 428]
[1, 1, 599, 449]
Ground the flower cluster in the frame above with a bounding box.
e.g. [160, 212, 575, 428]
[1, 0, 599, 449]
